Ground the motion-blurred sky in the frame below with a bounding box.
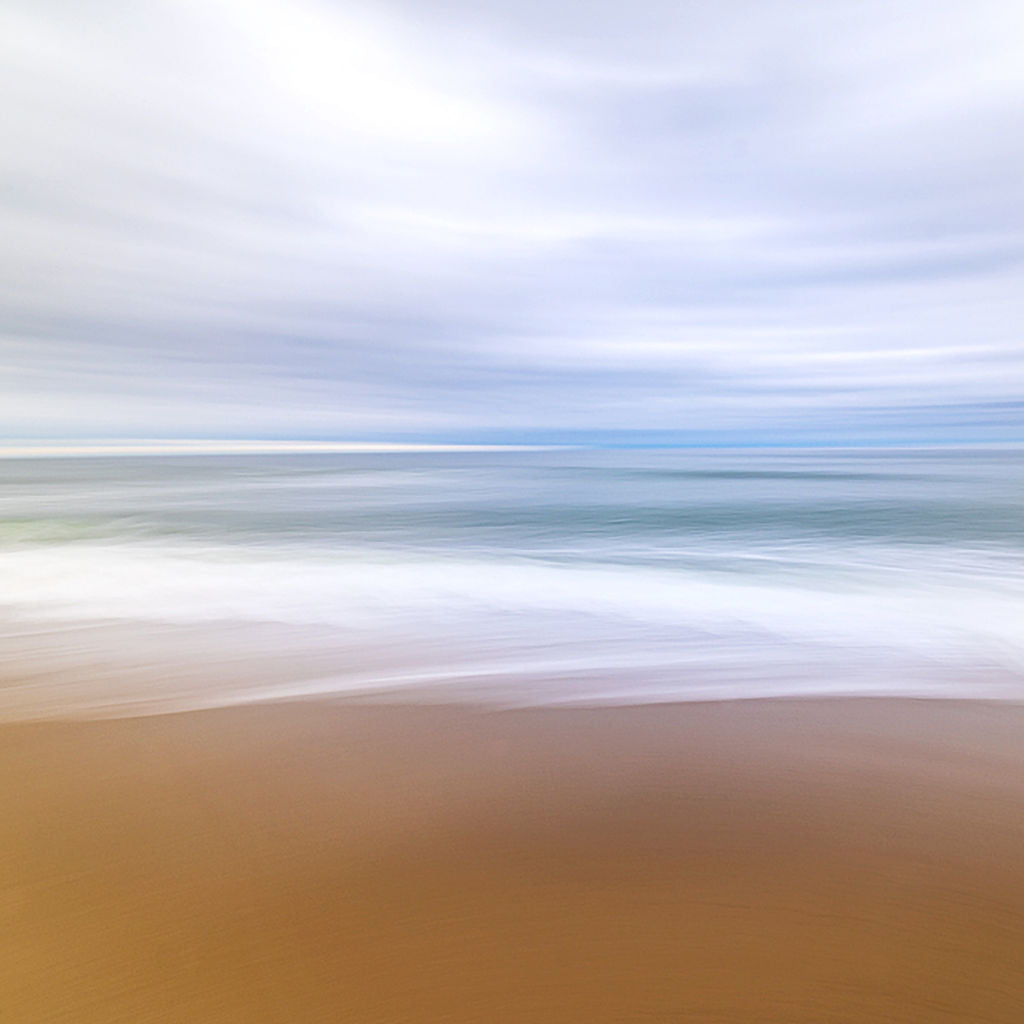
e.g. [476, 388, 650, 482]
[2, 0, 1022, 443]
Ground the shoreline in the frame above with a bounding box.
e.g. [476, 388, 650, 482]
[2, 613, 1022, 722]
[3, 694, 1024, 1021]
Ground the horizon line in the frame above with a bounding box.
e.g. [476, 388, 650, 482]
[1, 438, 1023, 458]
[0, 440, 571, 458]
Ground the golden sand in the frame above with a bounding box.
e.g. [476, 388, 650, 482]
[3, 697, 1024, 1022]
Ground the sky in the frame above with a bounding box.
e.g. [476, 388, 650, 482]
[1, 0, 1023, 445]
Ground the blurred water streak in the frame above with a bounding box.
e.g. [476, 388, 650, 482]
[1, 447, 1023, 717]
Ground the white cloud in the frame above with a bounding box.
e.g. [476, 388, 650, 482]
[0, 0, 1022, 440]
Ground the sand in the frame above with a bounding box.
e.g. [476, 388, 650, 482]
[3, 696, 1024, 1022]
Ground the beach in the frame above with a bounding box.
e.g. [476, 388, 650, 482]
[7, 0, 1024, 1012]
[4, 695, 1024, 1022]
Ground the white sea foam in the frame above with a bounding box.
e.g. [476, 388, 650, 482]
[1, 537, 1023, 715]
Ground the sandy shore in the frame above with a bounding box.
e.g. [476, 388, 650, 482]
[3, 696, 1024, 1022]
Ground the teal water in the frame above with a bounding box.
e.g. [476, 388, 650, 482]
[2, 447, 1023, 714]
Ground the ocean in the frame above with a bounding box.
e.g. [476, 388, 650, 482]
[2, 446, 1023, 717]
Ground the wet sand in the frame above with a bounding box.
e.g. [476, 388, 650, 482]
[3, 696, 1024, 1022]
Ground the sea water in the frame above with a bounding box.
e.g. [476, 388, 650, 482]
[2, 447, 1023, 717]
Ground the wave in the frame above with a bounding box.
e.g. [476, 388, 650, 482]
[3, 537, 1024, 679]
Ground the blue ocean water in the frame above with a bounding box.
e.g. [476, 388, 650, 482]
[2, 447, 1023, 716]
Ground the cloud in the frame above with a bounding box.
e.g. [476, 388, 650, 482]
[0, 0, 1022, 441]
